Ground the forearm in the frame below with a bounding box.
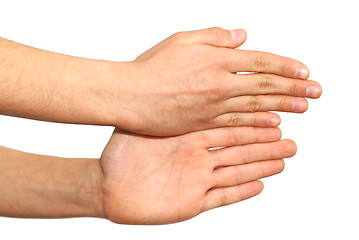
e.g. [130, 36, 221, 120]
[0, 146, 104, 218]
[0, 37, 131, 126]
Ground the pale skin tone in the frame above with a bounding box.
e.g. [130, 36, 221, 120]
[0, 27, 321, 136]
[0, 127, 296, 224]
[0, 27, 321, 224]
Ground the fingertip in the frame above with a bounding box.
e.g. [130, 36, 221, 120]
[230, 28, 247, 48]
[317, 84, 323, 98]
[267, 127, 282, 141]
[294, 67, 310, 80]
[267, 115, 281, 127]
[277, 159, 286, 173]
[255, 180, 264, 193]
[241, 180, 265, 201]
[306, 68, 311, 79]
[290, 58, 310, 79]
[282, 139, 297, 157]
[276, 127, 283, 140]
[307, 81, 322, 99]
[261, 112, 281, 127]
[293, 98, 309, 113]
[316, 82, 323, 98]
[256, 125, 282, 142]
[267, 117, 281, 127]
[290, 140, 298, 156]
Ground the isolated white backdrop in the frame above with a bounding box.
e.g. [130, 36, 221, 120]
[0, 0, 358, 239]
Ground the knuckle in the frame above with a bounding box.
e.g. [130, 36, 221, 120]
[220, 188, 228, 206]
[203, 174, 215, 189]
[209, 26, 223, 32]
[209, 27, 223, 43]
[289, 82, 301, 95]
[279, 97, 289, 110]
[227, 127, 239, 145]
[208, 26, 230, 44]
[247, 96, 262, 112]
[268, 143, 276, 159]
[250, 114, 258, 126]
[233, 165, 243, 184]
[257, 75, 274, 94]
[253, 54, 269, 72]
[170, 31, 186, 42]
[213, 152, 223, 169]
[199, 83, 228, 102]
[211, 26, 223, 30]
[241, 146, 252, 164]
[227, 113, 243, 127]
[207, 86, 227, 101]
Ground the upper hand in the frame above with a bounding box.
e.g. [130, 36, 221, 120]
[114, 27, 321, 136]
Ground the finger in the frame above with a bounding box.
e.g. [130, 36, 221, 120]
[211, 139, 297, 168]
[223, 49, 310, 79]
[174, 27, 247, 48]
[204, 180, 264, 211]
[193, 127, 282, 149]
[212, 160, 285, 188]
[210, 111, 281, 129]
[228, 73, 322, 99]
[222, 95, 308, 113]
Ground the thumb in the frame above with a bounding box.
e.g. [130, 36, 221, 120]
[177, 27, 247, 48]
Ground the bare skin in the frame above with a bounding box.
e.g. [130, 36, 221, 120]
[0, 27, 321, 136]
[0, 127, 296, 224]
[0, 27, 318, 224]
[100, 126, 297, 224]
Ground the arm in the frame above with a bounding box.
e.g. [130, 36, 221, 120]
[0, 37, 132, 127]
[0, 27, 322, 136]
[0, 126, 297, 224]
[0, 146, 104, 218]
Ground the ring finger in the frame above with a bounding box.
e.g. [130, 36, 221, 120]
[222, 95, 308, 114]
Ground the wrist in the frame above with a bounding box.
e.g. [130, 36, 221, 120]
[80, 158, 105, 218]
[72, 159, 105, 218]
[73, 59, 139, 129]
[94, 60, 145, 131]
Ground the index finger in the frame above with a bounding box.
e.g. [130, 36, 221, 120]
[187, 127, 282, 149]
[223, 49, 310, 79]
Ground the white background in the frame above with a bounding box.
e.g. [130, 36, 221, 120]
[0, 0, 358, 239]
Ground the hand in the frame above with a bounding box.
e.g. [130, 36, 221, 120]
[100, 127, 297, 224]
[0, 29, 321, 136]
[115, 27, 321, 135]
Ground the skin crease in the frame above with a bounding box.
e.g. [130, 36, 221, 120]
[99, 126, 297, 224]
[0, 27, 322, 224]
[116, 27, 322, 135]
[0, 27, 321, 136]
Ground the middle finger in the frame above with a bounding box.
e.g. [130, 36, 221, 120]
[227, 73, 322, 99]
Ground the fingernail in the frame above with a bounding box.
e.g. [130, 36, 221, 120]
[230, 29, 238, 39]
[292, 99, 307, 112]
[294, 68, 309, 79]
[306, 85, 321, 98]
[230, 29, 244, 41]
[268, 118, 280, 126]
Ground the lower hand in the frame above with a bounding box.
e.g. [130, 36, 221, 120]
[100, 126, 297, 224]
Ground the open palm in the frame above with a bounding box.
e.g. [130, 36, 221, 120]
[100, 127, 296, 224]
